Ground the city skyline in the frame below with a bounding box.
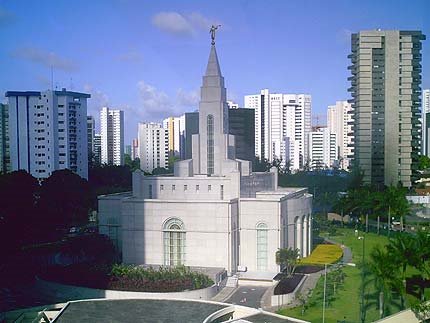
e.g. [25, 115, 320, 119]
[0, 0, 428, 144]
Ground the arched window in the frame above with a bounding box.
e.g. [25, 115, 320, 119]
[207, 114, 214, 175]
[163, 218, 185, 266]
[256, 222, 268, 271]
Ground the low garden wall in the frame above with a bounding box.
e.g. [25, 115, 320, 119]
[35, 277, 220, 302]
[270, 275, 307, 307]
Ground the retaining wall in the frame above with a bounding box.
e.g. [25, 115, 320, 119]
[270, 275, 307, 307]
[35, 278, 219, 302]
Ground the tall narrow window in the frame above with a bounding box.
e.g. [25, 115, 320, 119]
[148, 184, 153, 199]
[163, 218, 185, 266]
[256, 223, 268, 271]
[207, 115, 214, 175]
[220, 185, 224, 200]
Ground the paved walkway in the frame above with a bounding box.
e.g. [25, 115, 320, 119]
[211, 286, 237, 303]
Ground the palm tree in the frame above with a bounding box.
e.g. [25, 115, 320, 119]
[387, 233, 415, 308]
[412, 232, 430, 300]
[368, 246, 400, 318]
[276, 247, 300, 277]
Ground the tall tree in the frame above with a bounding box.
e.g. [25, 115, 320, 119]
[39, 169, 91, 229]
[368, 246, 400, 318]
[387, 233, 415, 308]
[0, 171, 39, 256]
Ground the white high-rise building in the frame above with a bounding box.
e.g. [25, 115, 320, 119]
[308, 127, 338, 169]
[244, 90, 311, 170]
[138, 122, 169, 172]
[422, 89, 430, 156]
[163, 115, 186, 159]
[327, 101, 353, 170]
[6, 89, 90, 179]
[100, 107, 124, 166]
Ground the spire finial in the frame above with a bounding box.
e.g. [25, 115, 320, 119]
[210, 24, 221, 45]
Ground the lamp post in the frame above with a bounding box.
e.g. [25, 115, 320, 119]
[358, 235, 366, 323]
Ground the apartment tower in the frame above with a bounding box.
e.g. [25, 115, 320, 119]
[100, 107, 124, 166]
[349, 30, 425, 187]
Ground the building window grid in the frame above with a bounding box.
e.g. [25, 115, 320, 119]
[256, 223, 268, 271]
[163, 218, 186, 266]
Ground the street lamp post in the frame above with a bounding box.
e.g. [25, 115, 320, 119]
[358, 235, 366, 323]
[323, 263, 327, 323]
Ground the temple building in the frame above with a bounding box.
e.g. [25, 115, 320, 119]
[98, 37, 312, 276]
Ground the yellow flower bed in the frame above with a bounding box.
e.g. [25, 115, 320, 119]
[300, 244, 343, 265]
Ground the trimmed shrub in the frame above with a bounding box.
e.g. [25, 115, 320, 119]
[300, 244, 343, 265]
[42, 264, 214, 292]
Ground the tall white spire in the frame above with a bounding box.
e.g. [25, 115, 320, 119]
[205, 45, 222, 77]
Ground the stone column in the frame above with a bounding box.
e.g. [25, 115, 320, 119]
[296, 217, 302, 257]
[303, 215, 309, 257]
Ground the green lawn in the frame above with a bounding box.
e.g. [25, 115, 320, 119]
[278, 228, 408, 322]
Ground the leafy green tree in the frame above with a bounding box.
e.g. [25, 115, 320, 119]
[39, 169, 91, 229]
[419, 155, 430, 170]
[124, 154, 141, 171]
[276, 247, 300, 277]
[152, 167, 171, 175]
[331, 267, 346, 294]
[252, 157, 271, 172]
[0, 170, 39, 256]
[168, 155, 180, 170]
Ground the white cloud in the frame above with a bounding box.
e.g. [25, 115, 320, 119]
[135, 80, 199, 121]
[176, 88, 199, 107]
[83, 84, 109, 117]
[12, 47, 78, 72]
[151, 11, 222, 37]
[152, 12, 194, 36]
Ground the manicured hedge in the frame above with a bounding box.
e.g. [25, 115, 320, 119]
[41, 264, 214, 292]
[300, 244, 343, 265]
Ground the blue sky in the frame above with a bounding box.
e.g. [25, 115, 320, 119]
[0, 0, 429, 144]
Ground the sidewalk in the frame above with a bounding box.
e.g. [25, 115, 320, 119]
[211, 286, 237, 303]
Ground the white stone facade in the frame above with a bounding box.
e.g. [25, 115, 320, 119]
[99, 44, 312, 276]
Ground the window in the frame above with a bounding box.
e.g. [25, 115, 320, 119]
[256, 223, 268, 271]
[220, 185, 224, 200]
[196, 185, 199, 191]
[208, 185, 212, 191]
[184, 185, 187, 191]
[207, 114, 214, 174]
[148, 184, 153, 199]
[163, 218, 185, 266]
[160, 185, 164, 191]
[172, 184, 176, 191]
